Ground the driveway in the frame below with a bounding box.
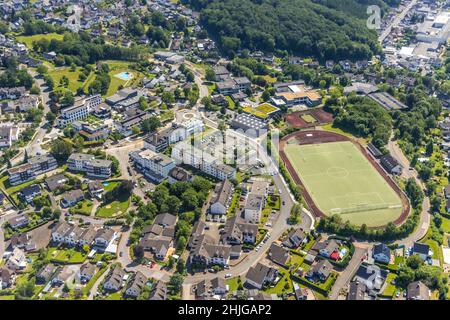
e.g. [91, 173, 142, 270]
[329, 246, 368, 300]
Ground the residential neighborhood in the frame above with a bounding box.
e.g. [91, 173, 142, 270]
[0, 0, 448, 305]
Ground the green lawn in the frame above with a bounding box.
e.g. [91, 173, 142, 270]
[382, 273, 397, 298]
[104, 292, 122, 300]
[425, 239, 443, 265]
[69, 199, 93, 216]
[47, 247, 88, 264]
[96, 196, 130, 218]
[284, 141, 403, 227]
[0, 295, 15, 300]
[264, 269, 293, 295]
[226, 277, 242, 292]
[441, 216, 450, 233]
[301, 114, 317, 124]
[16, 33, 64, 49]
[227, 190, 241, 218]
[226, 96, 235, 110]
[48, 67, 89, 93]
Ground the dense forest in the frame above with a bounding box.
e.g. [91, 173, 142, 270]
[181, 0, 397, 60]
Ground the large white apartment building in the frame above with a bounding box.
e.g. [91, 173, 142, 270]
[144, 117, 205, 152]
[56, 95, 102, 127]
[171, 140, 236, 181]
[130, 148, 175, 183]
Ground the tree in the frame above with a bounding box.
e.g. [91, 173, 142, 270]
[406, 255, 424, 270]
[60, 91, 75, 107]
[181, 188, 199, 211]
[133, 245, 144, 260]
[46, 111, 56, 124]
[205, 67, 216, 82]
[138, 96, 148, 110]
[289, 203, 302, 225]
[176, 258, 186, 274]
[131, 125, 141, 135]
[168, 273, 184, 295]
[15, 278, 36, 299]
[51, 139, 73, 162]
[36, 64, 48, 76]
[141, 116, 161, 133]
[425, 140, 434, 156]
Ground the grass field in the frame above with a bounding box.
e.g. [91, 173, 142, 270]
[16, 33, 64, 49]
[48, 67, 87, 92]
[301, 114, 317, 123]
[284, 141, 403, 227]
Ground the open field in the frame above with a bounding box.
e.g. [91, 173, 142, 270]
[283, 140, 403, 227]
[48, 67, 87, 92]
[16, 33, 64, 49]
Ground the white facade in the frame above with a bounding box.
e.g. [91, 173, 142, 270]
[56, 95, 102, 127]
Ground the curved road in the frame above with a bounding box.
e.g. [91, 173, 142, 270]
[387, 136, 430, 246]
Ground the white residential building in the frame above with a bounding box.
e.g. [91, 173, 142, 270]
[56, 95, 102, 127]
[6, 248, 27, 270]
[130, 148, 175, 183]
[171, 140, 236, 181]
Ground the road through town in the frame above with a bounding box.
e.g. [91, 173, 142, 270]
[387, 135, 430, 247]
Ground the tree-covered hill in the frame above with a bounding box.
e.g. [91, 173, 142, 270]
[182, 0, 399, 61]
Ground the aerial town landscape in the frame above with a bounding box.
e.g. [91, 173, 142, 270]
[0, 0, 449, 303]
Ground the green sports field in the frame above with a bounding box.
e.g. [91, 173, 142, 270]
[284, 141, 403, 227]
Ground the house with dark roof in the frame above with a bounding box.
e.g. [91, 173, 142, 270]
[220, 216, 258, 245]
[60, 189, 84, 208]
[283, 228, 307, 248]
[188, 234, 231, 267]
[195, 276, 227, 298]
[187, 220, 205, 250]
[125, 271, 147, 298]
[36, 264, 57, 284]
[168, 167, 193, 184]
[444, 185, 450, 199]
[10, 232, 36, 252]
[293, 282, 308, 300]
[148, 281, 167, 300]
[45, 174, 67, 192]
[380, 154, 403, 175]
[268, 243, 290, 267]
[94, 228, 116, 248]
[372, 243, 391, 264]
[0, 269, 14, 289]
[245, 262, 278, 289]
[18, 184, 41, 204]
[412, 242, 432, 261]
[307, 259, 333, 282]
[347, 281, 366, 300]
[353, 264, 388, 291]
[407, 281, 430, 300]
[88, 181, 104, 199]
[7, 215, 29, 230]
[79, 263, 96, 283]
[154, 213, 177, 227]
[103, 265, 125, 292]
